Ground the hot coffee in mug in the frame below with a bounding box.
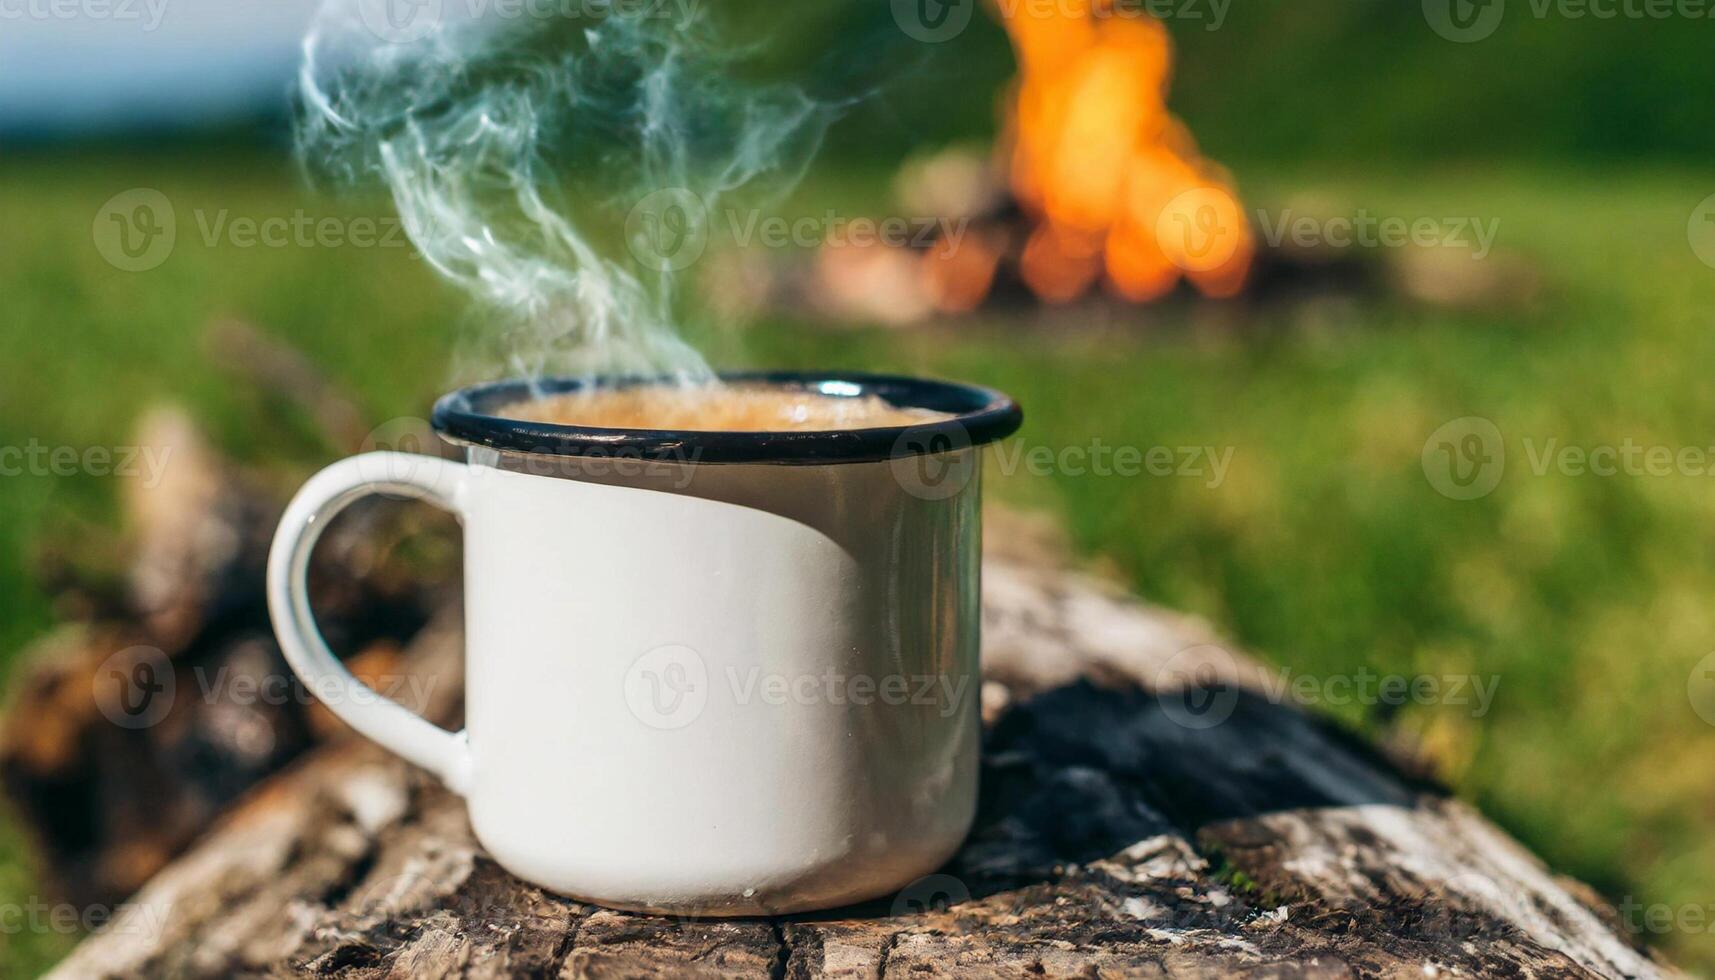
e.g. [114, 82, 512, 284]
[502, 381, 949, 431]
[267, 372, 1022, 915]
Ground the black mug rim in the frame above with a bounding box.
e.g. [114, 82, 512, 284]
[431, 371, 1024, 465]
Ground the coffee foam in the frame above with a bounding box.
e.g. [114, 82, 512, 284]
[499, 383, 949, 433]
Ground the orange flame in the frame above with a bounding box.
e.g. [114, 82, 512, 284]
[998, 0, 1252, 303]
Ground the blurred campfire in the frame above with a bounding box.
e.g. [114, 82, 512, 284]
[740, 155, 1541, 329]
[806, 0, 1255, 324]
[713, 1, 1537, 327]
[0, 321, 460, 910]
[996, 0, 1252, 305]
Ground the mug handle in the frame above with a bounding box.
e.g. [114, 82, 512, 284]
[266, 452, 474, 795]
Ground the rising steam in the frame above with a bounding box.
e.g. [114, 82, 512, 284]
[297, 0, 834, 383]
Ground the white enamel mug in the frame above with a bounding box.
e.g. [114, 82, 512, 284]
[267, 372, 1022, 915]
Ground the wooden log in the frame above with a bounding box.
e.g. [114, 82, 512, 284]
[43, 528, 1675, 980]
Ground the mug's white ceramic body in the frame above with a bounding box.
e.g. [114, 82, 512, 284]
[267, 373, 1021, 915]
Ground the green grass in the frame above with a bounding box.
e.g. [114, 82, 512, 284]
[2, 150, 1712, 974]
